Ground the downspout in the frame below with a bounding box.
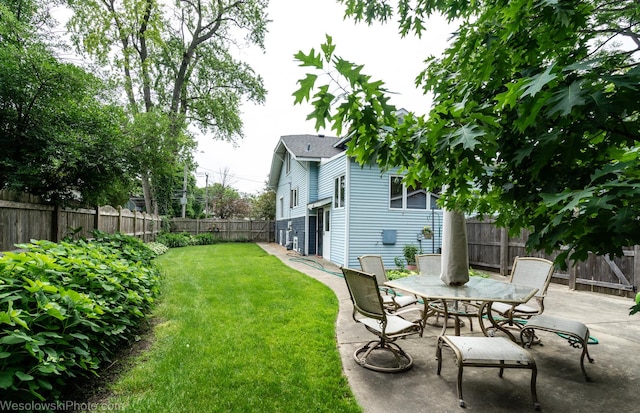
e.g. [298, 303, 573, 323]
[304, 161, 309, 256]
[344, 155, 350, 267]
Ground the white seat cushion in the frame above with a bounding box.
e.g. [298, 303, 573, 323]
[359, 314, 418, 335]
[382, 294, 418, 308]
[491, 301, 538, 315]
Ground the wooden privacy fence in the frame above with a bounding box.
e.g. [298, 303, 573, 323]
[171, 218, 275, 242]
[466, 217, 638, 297]
[0, 191, 162, 252]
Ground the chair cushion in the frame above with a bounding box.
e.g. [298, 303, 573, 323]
[491, 301, 538, 315]
[359, 314, 418, 335]
[443, 336, 534, 364]
[382, 294, 418, 308]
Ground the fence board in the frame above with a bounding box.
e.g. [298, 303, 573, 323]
[467, 217, 637, 297]
[171, 218, 274, 242]
[0, 191, 161, 252]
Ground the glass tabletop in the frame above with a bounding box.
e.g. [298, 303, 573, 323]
[385, 275, 538, 304]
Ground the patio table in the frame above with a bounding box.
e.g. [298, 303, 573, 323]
[385, 275, 538, 340]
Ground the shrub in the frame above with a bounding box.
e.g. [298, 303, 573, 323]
[156, 232, 195, 248]
[193, 232, 219, 245]
[402, 244, 419, 266]
[156, 232, 222, 248]
[146, 242, 169, 256]
[0, 235, 161, 402]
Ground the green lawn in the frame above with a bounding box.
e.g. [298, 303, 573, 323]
[97, 243, 361, 412]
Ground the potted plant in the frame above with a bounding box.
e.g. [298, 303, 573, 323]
[422, 225, 433, 239]
[403, 244, 419, 270]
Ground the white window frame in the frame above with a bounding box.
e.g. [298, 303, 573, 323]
[334, 175, 345, 208]
[389, 175, 428, 210]
[285, 152, 291, 175]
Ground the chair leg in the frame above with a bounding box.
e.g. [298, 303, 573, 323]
[353, 339, 414, 373]
[436, 337, 444, 375]
[531, 362, 540, 410]
[457, 364, 465, 408]
[580, 344, 594, 382]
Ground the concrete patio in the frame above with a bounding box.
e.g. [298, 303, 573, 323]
[259, 243, 640, 413]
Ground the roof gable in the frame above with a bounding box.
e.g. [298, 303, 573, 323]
[281, 134, 342, 159]
[268, 134, 343, 189]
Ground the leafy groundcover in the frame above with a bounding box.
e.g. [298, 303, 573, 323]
[0, 232, 162, 404]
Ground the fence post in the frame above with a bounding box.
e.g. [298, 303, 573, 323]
[118, 207, 123, 232]
[500, 227, 509, 276]
[634, 246, 639, 294]
[94, 206, 100, 233]
[52, 205, 61, 242]
[569, 263, 577, 290]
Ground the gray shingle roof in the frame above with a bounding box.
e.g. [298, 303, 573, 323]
[267, 134, 344, 190]
[280, 134, 342, 159]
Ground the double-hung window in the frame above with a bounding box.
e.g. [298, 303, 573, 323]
[389, 175, 427, 210]
[290, 187, 298, 208]
[285, 152, 291, 174]
[334, 175, 345, 208]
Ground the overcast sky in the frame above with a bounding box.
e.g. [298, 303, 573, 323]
[194, 0, 455, 194]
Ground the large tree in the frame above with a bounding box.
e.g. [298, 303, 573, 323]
[64, 0, 268, 213]
[0, 0, 135, 205]
[295, 0, 640, 266]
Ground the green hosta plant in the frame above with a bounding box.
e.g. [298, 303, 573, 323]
[0, 234, 161, 402]
[630, 293, 640, 316]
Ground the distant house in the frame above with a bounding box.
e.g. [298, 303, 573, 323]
[267, 133, 443, 269]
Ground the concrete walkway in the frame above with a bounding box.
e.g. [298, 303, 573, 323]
[258, 243, 640, 413]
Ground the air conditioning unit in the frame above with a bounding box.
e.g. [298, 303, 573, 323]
[286, 230, 293, 250]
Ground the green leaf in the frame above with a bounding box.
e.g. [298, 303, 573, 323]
[293, 73, 318, 104]
[320, 34, 335, 61]
[0, 370, 13, 389]
[37, 379, 53, 391]
[520, 64, 557, 98]
[0, 332, 33, 345]
[450, 124, 484, 150]
[494, 80, 526, 109]
[15, 371, 34, 381]
[293, 48, 323, 69]
[547, 81, 585, 117]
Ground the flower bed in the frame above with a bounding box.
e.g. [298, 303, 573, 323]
[0, 232, 162, 403]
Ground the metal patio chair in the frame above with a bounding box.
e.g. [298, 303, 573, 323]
[341, 267, 423, 373]
[358, 254, 419, 311]
[481, 256, 555, 336]
[415, 253, 477, 332]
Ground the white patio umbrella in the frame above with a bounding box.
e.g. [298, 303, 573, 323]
[440, 208, 470, 286]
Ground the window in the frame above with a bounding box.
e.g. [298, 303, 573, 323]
[285, 152, 291, 174]
[390, 175, 428, 210]
[406, 182, 427, 210]
[279, 196, 284, 218]
[390, 176, 403, 208]
[334, 175, 345, 208]
[290, 187, 298, 208]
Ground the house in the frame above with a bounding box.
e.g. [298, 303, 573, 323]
[267, 133, 443, 269]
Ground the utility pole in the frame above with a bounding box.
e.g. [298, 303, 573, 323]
[205, 172, 209, 218]
[181, 163, 187, 218]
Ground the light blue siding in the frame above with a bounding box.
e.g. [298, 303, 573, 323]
[317, 154, 348, 265]
[272, 140, 441, 269]
[308, 163, 319, 203]
[275, 158, 308, 221]
[346, 159, 442, 269]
